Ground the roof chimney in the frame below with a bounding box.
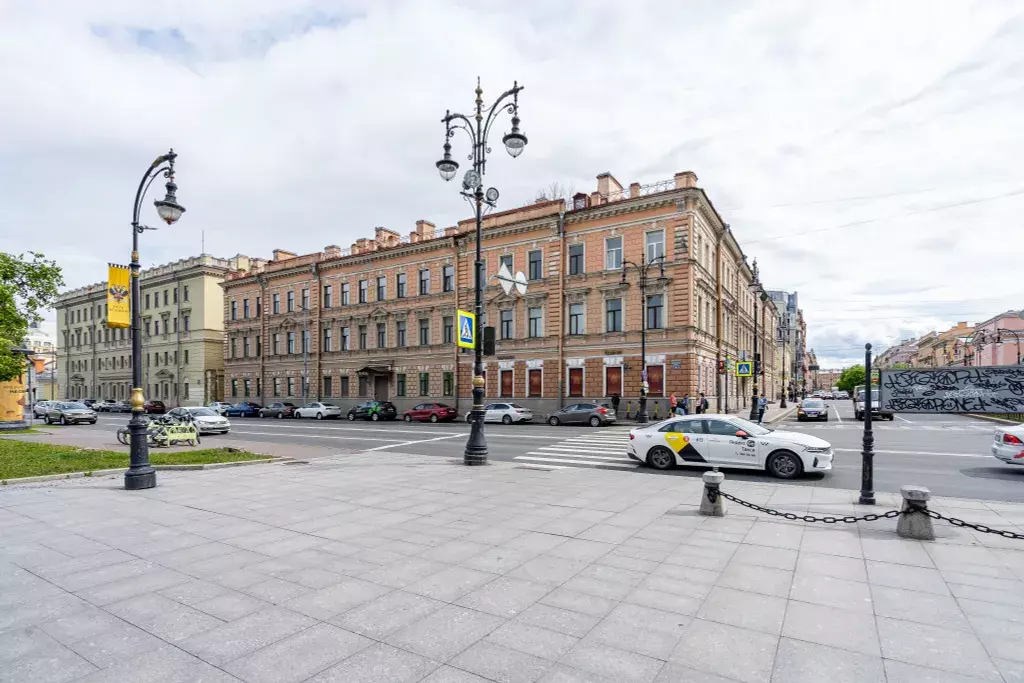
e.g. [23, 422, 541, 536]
[674, 171, 698, 189]
[324, 245, 341, 258]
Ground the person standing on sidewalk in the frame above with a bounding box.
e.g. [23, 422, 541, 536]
[696, 392, 708, 414]
[758, 395, 767, 423]
[669, 392, 678, 415]
[681, 395, 690, 415]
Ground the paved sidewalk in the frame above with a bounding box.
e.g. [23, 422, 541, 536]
[3, 453, 1024, 682]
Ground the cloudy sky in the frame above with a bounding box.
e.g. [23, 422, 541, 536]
[3, 0, 1022, 368]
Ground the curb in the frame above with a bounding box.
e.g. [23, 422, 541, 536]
[765, 406, 798, 425]
[965, 414, 1019, 426]
[1, 457, 279, 486]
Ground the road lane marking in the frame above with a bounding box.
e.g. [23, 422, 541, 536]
[833, 406, 843, 424]
[894, 415, 912, 423]
[516, 463, 568, 470]
[526, 452, 632, 461]
[364, 433, 468, 451]
[832, 447, 988, 458]
[532, 446, 628, 456]
[514, 456, 638, 468]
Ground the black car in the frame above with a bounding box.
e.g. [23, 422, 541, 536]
[259, 402, 297, 418]
[346, 400, 398, 421]
[797, 398, 829, 422]
[82, 399, 98, 408]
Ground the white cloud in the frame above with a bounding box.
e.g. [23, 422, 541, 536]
[2, 0, 1022, 366]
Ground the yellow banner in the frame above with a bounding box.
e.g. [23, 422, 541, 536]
[107, 264, 131, 328]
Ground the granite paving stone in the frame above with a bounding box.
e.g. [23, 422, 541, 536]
[508, 555, 588, 586]
[697, 585, 787, 635]
[192, 591, 269, 621]
[224, 623, 371, 683]
[670, 619, 779, 683]
[793, 551, 867, 582]
[420, 665, 494, 682]
[176, 606, 316, 666]
[865, 559, 951, 595]
[587, 603, 690, 660]
[386, 604, 505, 662]
[770, 638, 884, 683]
[0, 640, 97, 683]
[883, 659, 1001, 683]
[283, 577, 392, 619]
[450, 640, 553, 683]
[486, 621, 579, 661]
[876, 615, 1002, 680]
[540, 587, 618, 617]
[870, 584, 971, 631]
[514, 603, 601, 638]
[789, 572, 873, 613]
[456, 576, 552, 618]
[781, 600, 881, 656]
[104, 593, 223, 643]
[330, 590, 447, 639]
[405, 566, 499, 602]
[716, 562, 793, 598]
[559, 642, 665, 683]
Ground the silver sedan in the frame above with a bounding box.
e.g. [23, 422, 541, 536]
[44, 402, 98, 425]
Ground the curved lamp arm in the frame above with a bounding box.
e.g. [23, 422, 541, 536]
[481, 83, 523, 150]
[132, 152, 175, 227]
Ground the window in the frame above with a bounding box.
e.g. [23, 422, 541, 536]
[287, 332, 295, 354]
[646, 231, 665, 261]
[256, 297, 261, 316]
[528, 307, 543, 337]
[606, 298, 622, 332]
[287, 377, 295, 396]
[340, 376, 350, 397]
[154, 320, 160, 335]
[568, 244, 584, 275]
[172, 288, 178, 304]
[376, 277, 386, 301]
[145, 321, 151, 337]
[499, 254, 513, 272]
[605, 237, 623, 270]
[183, 285, 189, 302]
[443, 372, 454, 396]
[443, 316, 454, 344]
[301, 288, 309, 310]
[396, 273, 406, 298]
[323, 284, 332, 308]
[443, 265, 454, 292]
[527, 250, 543, 281]
[163, 290, 168, 306]
[272, 333, 280, 355]
[500, 309, 513, 340]
[568, 367, 584, 397]
[341, 283, 350, 305]
[273, 378, 281, 396]
[341, 327, 350, 351]
[272, 293, 280, 314]
[569, 303, 584, 335]
[396, 321, 407, 347]
[256, 335, 261, 356]
[287, 291, 295, 313]
[396, 374, 406, 396]
[419, 269, 430, 295]
[243, 299, 250, 318]
[358, 280, 367, 303]
[230, 301, 238, 320]
[184, 350, 189, 364]
[323, 328, 332, 352]
[419, 319, 429, 346]
[500, 370, 513, 397]
[231, 379, 238, 397]
[242, 337, 250, 357]
[183, 315, 190, 332]
[323, 376, 332, 398]
[243, 378, 251, 397]
[376, 323, 386, 348]
[419, 372, 429, 396]
[302, 330, 310, 354]
[529, 369, 542, 397]
[358, 325, 367, 349]
[647, 295, 663, 330]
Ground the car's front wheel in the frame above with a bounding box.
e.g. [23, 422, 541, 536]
[767, 450, 803, 479]
[647, 446, 675, 470]
[316, 413, 323, 420]
[276, 412, 283, 419]
[60, 415, 67, 426]
[405, 415, 413, 422]
[430, 414, 438, 423]
[43, 416, 50, 424]
[548, 416, 560, 426]
[348, 413, 356, 421]
[371, 413, 380, 421]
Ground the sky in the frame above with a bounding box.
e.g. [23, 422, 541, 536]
[2, 0, 1022, 368]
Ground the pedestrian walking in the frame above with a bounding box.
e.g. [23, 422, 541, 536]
[697, 392, 708, 414]
[669, 392, 678, 416]
[758, 395, 767, 423]
[681, 395, 690, 415]
[610, 393, 620, 415]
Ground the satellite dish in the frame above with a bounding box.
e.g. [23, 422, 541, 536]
[514, 271, 528, 295]
[497, 262, 513, 295]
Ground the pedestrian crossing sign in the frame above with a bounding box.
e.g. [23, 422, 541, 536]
[456, 309, 476, 349]
[736, 361, 753, 377]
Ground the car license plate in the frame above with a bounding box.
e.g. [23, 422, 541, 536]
[806, 412, 817, 416]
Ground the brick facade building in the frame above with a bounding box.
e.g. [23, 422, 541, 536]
[221, 170, 778, 415]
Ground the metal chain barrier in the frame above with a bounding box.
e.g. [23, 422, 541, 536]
[707, 488, 900, 523]
[912, 504, 1024, 540]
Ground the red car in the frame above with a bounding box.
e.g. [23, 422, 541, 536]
[143, 400, 166, 414]
[403, 402, 458, 423]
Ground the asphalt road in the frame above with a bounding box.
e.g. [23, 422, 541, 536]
[67, 403, 1024, 503]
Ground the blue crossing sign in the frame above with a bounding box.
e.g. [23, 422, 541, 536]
[456, 309, 476, 349]
[735, 361, 753, 377]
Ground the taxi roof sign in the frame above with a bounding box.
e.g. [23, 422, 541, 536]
[457, 310, 476, 349]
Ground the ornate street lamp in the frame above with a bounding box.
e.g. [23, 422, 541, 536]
[125, 150, 185, 490]
[621, 255, 666, 423]
[436, 79, 526, 465]
[748, 259, 767, 421]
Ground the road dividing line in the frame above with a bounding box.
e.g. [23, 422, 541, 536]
[832, 447, 987, 458]
[832, 406, 843, 424]
[364, 433, 468, 451]
[514, 456, 638, 468]
[894, 415, 912, 423]
[228, 430, 409, 442]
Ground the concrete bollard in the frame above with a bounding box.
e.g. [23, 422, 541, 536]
[897, 485, 935, 541]
[700, 469, 726, 517]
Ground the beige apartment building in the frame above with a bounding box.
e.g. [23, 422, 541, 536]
[56, 254, 248, 406]
[221, 170, 780, 415]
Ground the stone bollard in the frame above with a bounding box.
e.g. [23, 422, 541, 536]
[897, 485, 935, 541]
[700, 469, 726, 517]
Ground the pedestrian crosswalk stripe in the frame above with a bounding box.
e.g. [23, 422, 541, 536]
[526, 451, 633, 461]
[514, 456, 638, 468]
[538, 446, 626, 455]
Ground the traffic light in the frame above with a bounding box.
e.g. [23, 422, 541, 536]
[718, 360, 726, 375]
[482, 326, 496, 356]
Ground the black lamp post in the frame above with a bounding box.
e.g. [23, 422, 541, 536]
[748, 260, 766, 421]
[125, 150, 185, 490]
[858, 343, 875, 505]
[436, 79, 527, 466]
[621, 254, 666, 424]
[779, 329, 788, 409]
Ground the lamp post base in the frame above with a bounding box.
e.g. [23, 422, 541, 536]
[124, 468, 157, 490]
[637, 396, 648, 424]
[463, 382, 488, 466]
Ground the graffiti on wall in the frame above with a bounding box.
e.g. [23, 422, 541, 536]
[879, 367, 1024, 413]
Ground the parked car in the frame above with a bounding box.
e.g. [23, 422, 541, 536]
[347, 401, 398, 421]
[93, 399, 120, 412]
[109, 401, 131, 413]
[259, 402, 297, 419]
[82, 399, 98, 408]
[294, 402, 343, 420]
[992, 425, 1024, 466]
[797, 398, 829, 422]
[208, 401, 234, 415]
[547, 403, 615, 427]
[143, 400, 166, 415]
[628, 414, 834, 479]
[463, 403, 534, 425]
[404, 402, 458, 423]
[224, 402, 262, 418]
[168, 407, 232, 435]
[854, 388, 893, 421]
[43, 402, 98, 425]
[32, 401, 54, 419]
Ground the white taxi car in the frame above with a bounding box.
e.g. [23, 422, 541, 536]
[294, 402, 343, 420]
[991, 425, 1024, 465]
[627, 414, 834, 479]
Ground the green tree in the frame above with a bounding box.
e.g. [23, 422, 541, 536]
[0, 252, 63, 381]
[836, 364, 866, 394]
